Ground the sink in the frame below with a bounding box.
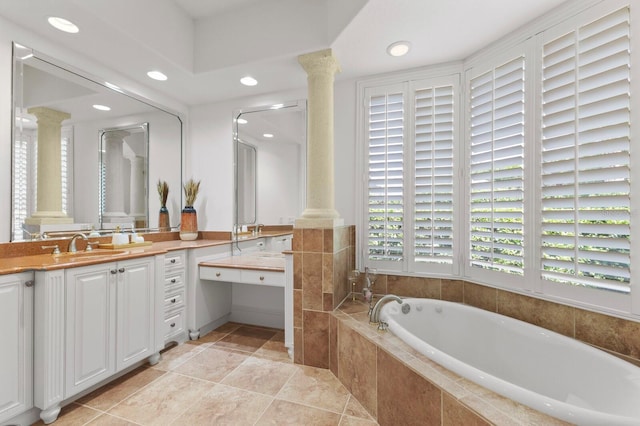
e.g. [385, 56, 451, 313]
[54, 249, 126, 261]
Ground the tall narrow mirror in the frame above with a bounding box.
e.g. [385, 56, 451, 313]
[11, 42, 183, 241]
[233, 100, 306, 232]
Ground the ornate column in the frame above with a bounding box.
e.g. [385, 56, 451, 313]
[102, 130, 130, 222]
[296, 48, 343, 228]
[25, 107, 73, 225]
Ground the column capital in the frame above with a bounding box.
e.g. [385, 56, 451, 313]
[27, 106, 70, 126]
[298, 48, 341, 77]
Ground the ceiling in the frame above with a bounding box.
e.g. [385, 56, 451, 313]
[0, 0, 569, 107]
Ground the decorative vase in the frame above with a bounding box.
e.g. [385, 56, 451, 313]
[180, 206, 198, 240]
[158, 206, 170, 232]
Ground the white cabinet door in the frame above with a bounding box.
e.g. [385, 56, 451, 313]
[0, 272, 33, 423]
[65, 263, 117, 397]
[116, 257, 155, 370]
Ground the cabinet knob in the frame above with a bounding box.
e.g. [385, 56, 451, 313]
[170, 322, 176, 328]
[111, 269, 117, 274]
[25, 280, 34, 287]
[171, 278, 176, 283]
[216, 272, 221, 277]
[171, 298, 176, 303]
[259, 276, 265, 281]
[170, 259, 176, 264]
[118, 267, 125, 273]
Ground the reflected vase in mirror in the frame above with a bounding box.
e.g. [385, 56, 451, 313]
[159, 206, 170, 232]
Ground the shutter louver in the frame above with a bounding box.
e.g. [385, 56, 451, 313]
[541, 7, 631, 293]
[367, 92, 404, 261]
[414, 85, 454, 264]
[469, 56, 525, 275]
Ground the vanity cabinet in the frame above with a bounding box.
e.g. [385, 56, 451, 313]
[34, 255, 158, 424]
[65, 257, 155, 397]
[163, 250, 187, 344]
[0, 272, 33, 424]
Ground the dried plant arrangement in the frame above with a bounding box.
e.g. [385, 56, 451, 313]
[183, 178, 201, 207]
[157, 180, 169, 207]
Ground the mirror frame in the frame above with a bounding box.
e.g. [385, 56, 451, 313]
[10, 42, 184, 241]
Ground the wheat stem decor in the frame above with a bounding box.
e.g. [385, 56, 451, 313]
[157, 180, 169, 207]
[183, 178, 201, 207]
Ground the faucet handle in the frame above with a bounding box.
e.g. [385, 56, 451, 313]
[42, 244, 60, 255]
[86, 241, 100, 251]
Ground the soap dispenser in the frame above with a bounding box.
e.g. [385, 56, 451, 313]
[111, 226, 128, 246]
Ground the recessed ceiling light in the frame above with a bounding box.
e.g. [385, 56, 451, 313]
[237, 118, 248, 124]
[263, 133, 274, 138]
[93, 104, 111, 111]
[240, 76, 258, 86]
[387, 41, 411, 57]
[147, 70, 168, 81]
[47, 17, 79, 33]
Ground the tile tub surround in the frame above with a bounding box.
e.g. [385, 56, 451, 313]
[332, 300, 569, 425]
[34, 322, 378, 426]
[293, 225, 355, 368]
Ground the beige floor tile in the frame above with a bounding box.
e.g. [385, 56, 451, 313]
[154, 342, 207, 371]
[172, 346, 248, 382]
[254, 332, 292, 362]
[77, 366, 166, 411]
[339, 415, 379, 426]
[256, 399, 341, 426]
[214, 325, 278, 353]
[31, 403, 101, 426]
[221, 356, 298, 396]
[277, 365, 350, 413]
[86, 413, 141, 425]
[343, 395, 375, 420]
[108, 372, 215, 424]
[171, 383, 273, 425]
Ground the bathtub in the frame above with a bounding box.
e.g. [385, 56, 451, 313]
[379, 298, 640, 425]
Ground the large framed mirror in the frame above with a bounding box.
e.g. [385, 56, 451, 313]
[11, 42, 183, 241]
[233, 100, 306, 232]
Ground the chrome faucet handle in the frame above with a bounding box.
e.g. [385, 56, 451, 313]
[42, 244, 60, 255]
[377, 321, 389, 331]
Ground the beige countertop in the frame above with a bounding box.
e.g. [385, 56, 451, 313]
[0, 230, 294, 275]
[200, 252, 286, 272]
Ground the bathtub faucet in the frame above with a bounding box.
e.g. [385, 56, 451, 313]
[369, 294, 403, 324]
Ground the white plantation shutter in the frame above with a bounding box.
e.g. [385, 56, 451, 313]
[366, 89, 405, 262]
[12, 138, 29, 241]
[469, 56, 526, 276]
[414, 85, 454, 265]
[541, 7, 631, 292]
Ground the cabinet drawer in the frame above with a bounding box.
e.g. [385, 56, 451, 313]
[164, 310, 185, 339]
[164, 252, 185, 271]
[242, 269, 284, 287]
[164, 273, 184, 291]
[200, 266, 241, 282]
[164, 291, 184, 311]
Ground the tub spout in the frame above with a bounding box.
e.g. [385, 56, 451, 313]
[370, 294, 403, 324]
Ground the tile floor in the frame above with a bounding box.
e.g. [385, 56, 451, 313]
[35, 323, 379, 425]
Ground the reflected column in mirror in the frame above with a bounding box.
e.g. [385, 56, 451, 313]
[236, 141, 256, 225]
[99, 123, 148, 229]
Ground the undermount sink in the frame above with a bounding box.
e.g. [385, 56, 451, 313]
[54, 249, 126, 261]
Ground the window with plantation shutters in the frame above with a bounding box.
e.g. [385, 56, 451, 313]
[12, 137, 29, 241]
[366, 90, 405, 262]
[469, 56, 525, 275]
[541, 7, 631, 292]
[414, 85, 454, 265]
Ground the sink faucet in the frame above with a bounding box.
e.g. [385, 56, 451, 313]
[68, 232, 88, 253]
[369, 294, 403, 324]
[253, 224, 264, 236]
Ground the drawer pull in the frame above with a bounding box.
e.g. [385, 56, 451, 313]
[260, 276, 265, 281]
[25, 280, 34, 288]
[118, 267, 125, 273]
[171, 278, 176, 283]
[111, 269, 117, 274]
[171, 298, 176, 303]
[170, 322, 176, 328]
[216, 272, 221, 277]
[170, 259, 176, 264]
